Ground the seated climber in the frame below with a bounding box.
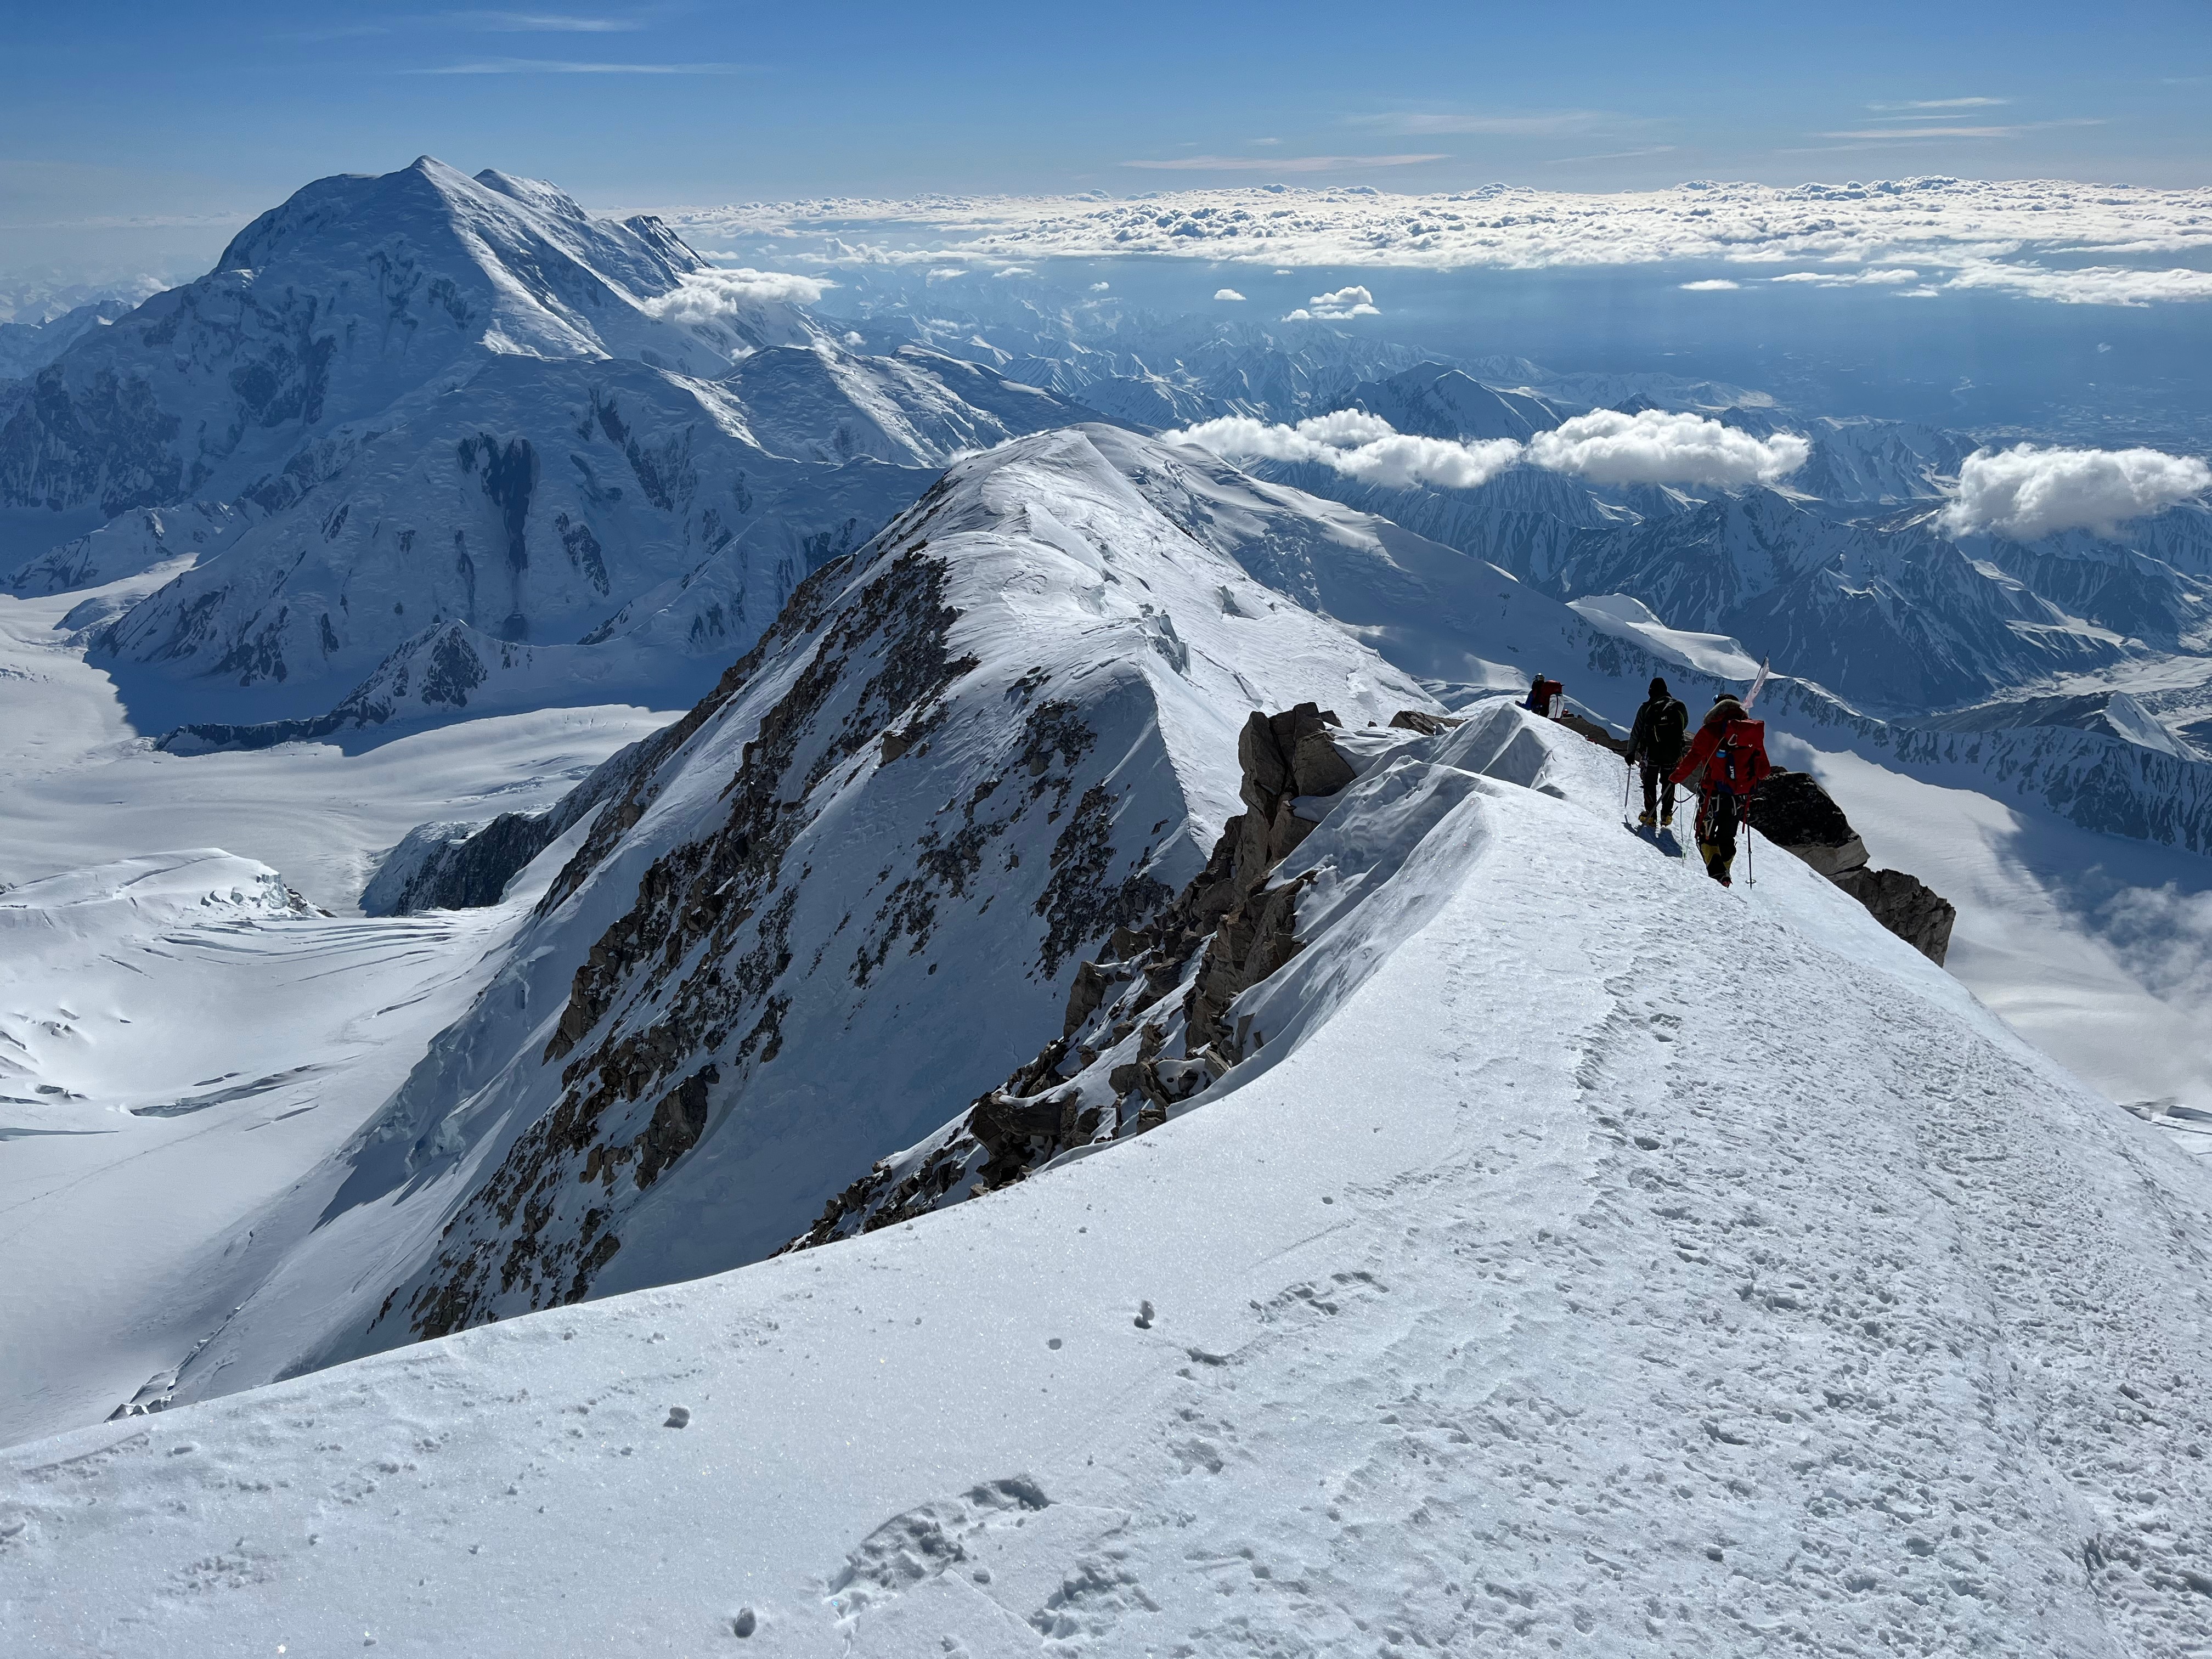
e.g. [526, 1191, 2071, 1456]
[1523, 674, 1564, 718]
[1671, 691, 1770, 886]
[1624, 675, 1689, 828]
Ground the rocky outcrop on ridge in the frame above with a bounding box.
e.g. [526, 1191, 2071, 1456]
[783, 702, 1375, 1250]
[1752, 768, 1956, 963]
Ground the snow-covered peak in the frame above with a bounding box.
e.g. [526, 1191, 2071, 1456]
[0, 159, 815, 529]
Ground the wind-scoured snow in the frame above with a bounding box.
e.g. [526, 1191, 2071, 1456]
[5, 706, 2208, 1657]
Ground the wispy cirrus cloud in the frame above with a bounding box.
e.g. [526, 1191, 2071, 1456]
[442, 9, 645, 28]
[1867, 96, 2010, 111]
[1350, 110, 1613, 137]
[1546, 146, 1677, 165]
[421, 57, 746, 72]
[1813, 117, 2103, 141]
[1121, 154, 1445, 172]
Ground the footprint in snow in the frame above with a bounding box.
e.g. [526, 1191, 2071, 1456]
[664, 1406, 691, 1428]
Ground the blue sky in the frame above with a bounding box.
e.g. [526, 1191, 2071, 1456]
[2, 0, 2208, 279]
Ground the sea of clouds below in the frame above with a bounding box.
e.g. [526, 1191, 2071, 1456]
[657, 177, 2212, 306]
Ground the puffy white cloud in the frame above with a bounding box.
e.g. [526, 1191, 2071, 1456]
[1284, 284, 1378, 321]
[1942, 261, 2212, 306]
[1525, 409, 1811, 487]
[1678, 279, 1740, 291]
[1163, 406, 1812, 493]
[637, 267, 827, 323]
[1089, 281, 1110, 292]
[1163, 410, 1521, 489]
[1939, 443, 2212, 539]
[1214, 286, 1246, 301]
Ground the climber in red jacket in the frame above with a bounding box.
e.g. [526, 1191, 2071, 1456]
[1671, 692, 1770, 886]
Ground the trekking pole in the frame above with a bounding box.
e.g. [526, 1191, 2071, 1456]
[1743, 799, 1756, 887]
[1621, 763, 1634, 824]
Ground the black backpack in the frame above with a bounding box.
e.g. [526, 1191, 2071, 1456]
[1652, 697, 1688, 753]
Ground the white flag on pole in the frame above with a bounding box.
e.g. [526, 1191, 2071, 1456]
[1744, 656, 1771, 711]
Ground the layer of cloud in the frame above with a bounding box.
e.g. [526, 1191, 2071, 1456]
[1163, 408, 1810, 492]
[1943, 261, 2212, 306]
[1939, 444, 2212, 539]
[1869, 97, 2009, 111]
[663, 178, 2212, 308]
[1771, 267, 1921, 286]
[1527, 410, 1810, 488]
[1679, 279, 1739, 291]
[638, 268, 827, 323]
[1122, 154, 1446, 173]
[1214, 287, 1245, 300]
[1162, 410, 1522, 489]
[1284, 284, 1376, 321]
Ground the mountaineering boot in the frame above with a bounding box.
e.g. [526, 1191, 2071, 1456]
[1638, 810, 1655, 827]
[1661, 808, 1674, 827]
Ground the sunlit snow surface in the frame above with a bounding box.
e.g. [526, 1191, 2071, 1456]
[4, 716, 2208, 1656]
[0, 569, 665, 1446]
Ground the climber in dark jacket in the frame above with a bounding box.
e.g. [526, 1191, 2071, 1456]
[1624, 676, 1689, 828]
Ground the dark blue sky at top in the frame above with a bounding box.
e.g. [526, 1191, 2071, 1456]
[2, 0, 2207, 279]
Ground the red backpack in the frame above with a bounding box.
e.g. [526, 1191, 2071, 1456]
[1712, 719, 1770, 796]
[1527, 678, 1564, 718]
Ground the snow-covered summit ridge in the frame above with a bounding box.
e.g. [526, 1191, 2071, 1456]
[8, 647, 2209, 1657]
[144, 424, 1447, 1395]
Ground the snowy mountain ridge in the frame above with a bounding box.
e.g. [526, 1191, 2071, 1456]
[7, 600, 2210, 1657]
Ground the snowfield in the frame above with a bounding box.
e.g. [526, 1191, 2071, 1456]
[4, 708, 2209, 1657]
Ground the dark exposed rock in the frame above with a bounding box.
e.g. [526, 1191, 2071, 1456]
[1556, 708, 1628, 756]
[1387, 709, 1462, 736]
[1751, 769, 1869, 878]
[388, 542, 984, 1337]
[1752, 768, 1955, 964]
[785, 706, 1365, 1253]
[361, 725, 667, 915]
[1830, 866, 1957, 965]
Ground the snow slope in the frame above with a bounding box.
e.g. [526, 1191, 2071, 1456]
[0, 574, 665, 905]
[0, 853, 527, 1448]
[144, 425, 1446, 1408]
[7, 704, 2208, 1657]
